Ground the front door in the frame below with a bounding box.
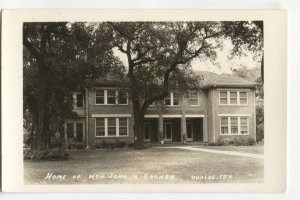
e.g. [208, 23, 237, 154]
[186, 120, 193, 141]
[163, 121, 172, 141]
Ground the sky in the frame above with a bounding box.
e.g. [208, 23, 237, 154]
[113, 38, 262, 75]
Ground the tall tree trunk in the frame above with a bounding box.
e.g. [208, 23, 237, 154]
[132, 102, 145, 150]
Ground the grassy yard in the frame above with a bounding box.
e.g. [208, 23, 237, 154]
[24, 147, 263, 184]
[196, 144, 264, 154]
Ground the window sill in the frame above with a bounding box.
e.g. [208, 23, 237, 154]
[95, 104, 129, 106]
[95, 135, 129, 138]
[220, 134, 250, 136]
[219, 104, 249, 107]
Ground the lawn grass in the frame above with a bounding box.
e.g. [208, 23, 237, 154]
[197, 144, 264, 154]
[24, 147, 263, 184]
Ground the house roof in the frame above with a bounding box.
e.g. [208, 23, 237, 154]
[92, 70, 258, 89]
[195, 71, 258, 88]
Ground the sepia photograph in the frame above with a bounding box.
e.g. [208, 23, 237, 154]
[22, 20, 264, 185]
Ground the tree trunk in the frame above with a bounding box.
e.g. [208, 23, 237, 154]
[132, 102, 145, 150]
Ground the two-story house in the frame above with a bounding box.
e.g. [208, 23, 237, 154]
[64, 71, 258, 147]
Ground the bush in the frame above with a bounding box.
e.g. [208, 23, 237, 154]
[215, 137, 256, 146]
[94, 140, 128, 149]
[256, 124, 264, 143]
[115, 140, 126, 148]
[24, 148, 69, 161]
[67, 142, 86, 149]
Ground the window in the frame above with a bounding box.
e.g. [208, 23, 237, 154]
[107, 118, 117, 136]
[66, 122, 84, 141]
[189, 90, 199, 106]
[240, 117, 248, 134]
[96, 90, 104, 104]
[173, 92, 180, 106]
[95, 118, 105, 136]
[119, 118, 128, 136]
[164, 93, 171, 105]
[164, 92, 180, 106]
[220, 118, 229, 134]
[118, 90, 128, 105]
[76, 123, 83, 141]
[219, 91, 248, 105]
[107, 90, 116, 104]
[96, 89, 128, 105]
[239, 92, 247, 104]
[75, 94, 84, 108]
[95, 117, 129, 137]
[220, 91, 228, 104]
[230, 92, 238, 104]
[220, 116, 249, 135]
[67, 123, 74, 138]
[230, 117, 238, 134]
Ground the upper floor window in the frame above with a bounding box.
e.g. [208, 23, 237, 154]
[164, 92, 180, 106]
[118, 90, 128, 105]
[73, 93, 84, 108]
[189, 90, 199, 106]
[95, 89, 128, 105]
[219, 91, 248, 105]
[164, 93, 171, 105]
[95, 90, 104, 104]
[220, 116, 249, 135]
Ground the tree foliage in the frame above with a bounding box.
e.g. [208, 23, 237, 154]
[107, 21, 263, 149]
[23, 22, 124, 150]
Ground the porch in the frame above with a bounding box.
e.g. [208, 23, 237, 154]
[143, 114, 206, 143]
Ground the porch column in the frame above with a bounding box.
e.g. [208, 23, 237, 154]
[181, 112, 186, 143]
[203, 114, 208, 142]
[158, 113, 163, 143]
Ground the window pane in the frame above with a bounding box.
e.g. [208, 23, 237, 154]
[67, 123, 74, 138]
[76, 123, 83, 141]
[107, 90, 116, 104]
[231, 117, 238, 134]
[240, 117, 248, 126]
[189, 91, 198, 105]
[76, 94, 83, 107]
[220, 91, 228, 104]
[107, 118, 116, 136]
[221, 118, 228, 134]
[119, 118, 128, 136]
[118, 90, 128, 104]
[240, 117, 248, 134]
[221, 117, 228, 126]
[164, 93, 171, 105]
[173, 92, 180, 105]
[96, 118, 105, 136]
[96, 90, 104, 104]
[230, 92, 237, 104]
[220, 91, 227, 98]
[240, 92, 247, 104]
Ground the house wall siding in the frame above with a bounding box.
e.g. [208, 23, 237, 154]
[210, 88, 256, 142]
[65, 85, 257, 147]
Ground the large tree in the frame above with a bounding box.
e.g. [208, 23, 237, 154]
[107, 21, 263, 149]
[23, 22, 123, 150]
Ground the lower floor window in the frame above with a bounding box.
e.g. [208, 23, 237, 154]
[95, 117, 128, 137]
[66, 122, 84, 140]
[220, 116, 249, 135]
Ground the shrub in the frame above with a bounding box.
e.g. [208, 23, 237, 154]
[67, 142, 86, 149]
[127, 142, 134, 148]
[115, 140, 126, 148]
[23, 148, 69, 161]
[215, 137, 256, 146]
[256, 124, 264, 143]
